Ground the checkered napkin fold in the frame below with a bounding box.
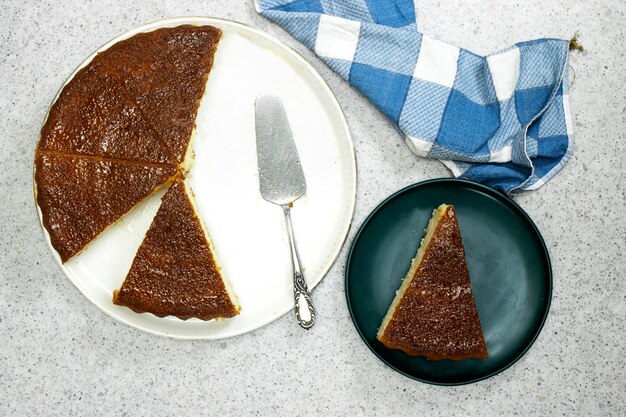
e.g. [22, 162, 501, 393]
[255, 0, 574, 193]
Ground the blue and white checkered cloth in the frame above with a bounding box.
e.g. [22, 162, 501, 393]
[256, 0, 574, 193]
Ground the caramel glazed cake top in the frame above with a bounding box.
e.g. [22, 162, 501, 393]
[113, 179, 240, 320]
[35, 25, 222, 262]
[377, 204, 488, 361]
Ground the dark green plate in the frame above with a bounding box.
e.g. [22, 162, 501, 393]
[345, 179, 552, 385]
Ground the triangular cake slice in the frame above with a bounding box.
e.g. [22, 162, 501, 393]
[377, 204, 487, 360]
[113, 179, 239, 320]
[35, 151, 177, 263]
[93, 25, 222, 167]
[38, 61, 175, 165]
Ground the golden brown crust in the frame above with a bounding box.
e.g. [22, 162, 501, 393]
[35, 151, 177, 263]
[377, 206, 488, 360]
[113, 179, 239, 320]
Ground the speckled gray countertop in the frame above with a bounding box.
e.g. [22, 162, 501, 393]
[1, 1, 624, 416]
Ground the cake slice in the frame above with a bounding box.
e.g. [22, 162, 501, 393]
[34, 151, 177, 263]
[93, 25, 222, 167]
[38, 62, 175, 165]
[377, 204, 487, 360]
[113, 179, 239, 320]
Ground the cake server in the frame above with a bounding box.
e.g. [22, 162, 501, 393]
[255, 94, 315, 330]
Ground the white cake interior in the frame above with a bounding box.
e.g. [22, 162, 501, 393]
[179, 127, 197, 173]
[182, 179, 241, 314]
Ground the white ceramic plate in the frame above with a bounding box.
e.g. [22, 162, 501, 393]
[36, 17, 356, 339]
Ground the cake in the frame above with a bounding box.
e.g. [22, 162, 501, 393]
[376, 204, 488, 360]
[113, 179, 239, 320]
[35, 152, 177, 263]
[35, 24, 239, 321]
[91, 25, 221, 167]
[35, 25, 222, 262]
[37, 60, 175, 164]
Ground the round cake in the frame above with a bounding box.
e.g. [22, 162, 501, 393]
[35, 24, 240, 320]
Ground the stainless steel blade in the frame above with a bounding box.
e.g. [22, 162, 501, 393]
[255, 94, 306, 206]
